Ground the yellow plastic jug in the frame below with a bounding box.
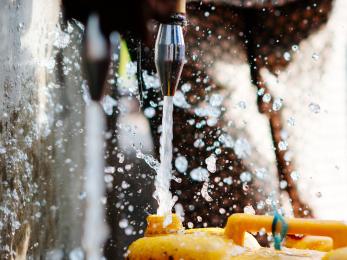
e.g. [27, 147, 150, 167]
[126, 213, 347, 259]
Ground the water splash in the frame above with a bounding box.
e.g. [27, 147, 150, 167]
[135, 149, 160, 172]
[154, 96, 175, 216]
[205, 154, 217, 173]
[201, 181, 213, 202]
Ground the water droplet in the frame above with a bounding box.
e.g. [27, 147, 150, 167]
[207, 118, 218, 127]
[144, 107, 156, 118]
[175, 156, 188, 173]
[244, 205, 255, 215]
[255, 168, 267, 180]
[55, 120, 63, 128]
[242, 183, 249, 191]
[234, 138, 251, 159]
[181, 83, 191, 92]
[117, 153, 125, 164]
[205, 154, 217, 173]
[223, 177, 232, 185]
[238, 100, 247, 109]
[257, 88, 265, 96]
[312, 53, 319, 61]
[278, 141, 288, 151]
[125, 226, 134, 236]
[257, 201, 265, 210]
[102, 95, 117, 115]
[0, 146, 6, 154]
[240, 171, 252, 182]
[104, 166, 115, 174]
[218, 134, 234, 148]
[209, 94, 223, 107]
[283, 52, 291, 61]
[17, 22, 24, 31]
[280, 180, 287, 189]
[55, 104, 64, 113]
[13, 220, 21, 229]
[194, 139, 205, 148]
[316, 192, 322, 198]
[119, 218, 128, 229]
[272, 98, 283, 111]
[284, 151, 293, 162]
[173, 91, 190, 108]
[309, 102, 320, 114]
[121, 181, 130, 189]
[78, 192, 86, 200]
[104, 174, 114, 183]
[190, 167, 209, 182]
[262, 93, 271, 103]
[201, 181, 213, 202]
[46, 58, 56, 71]
[219, 208, 226, 214]
[292, 45, 299, 52]
[290, 171, 300, 181]
[287, 116, 295, 126]
[69, 247, 84, 260]
[243, 182, 249, 191]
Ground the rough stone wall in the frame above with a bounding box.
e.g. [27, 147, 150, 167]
[0, 0, 87, 258]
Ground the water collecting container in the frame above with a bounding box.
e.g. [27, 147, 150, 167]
[126, 213, 347, 259]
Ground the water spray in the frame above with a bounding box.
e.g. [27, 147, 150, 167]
[152, 0, 186, 217]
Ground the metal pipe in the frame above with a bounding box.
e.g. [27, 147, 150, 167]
[155, 0, 186, 97]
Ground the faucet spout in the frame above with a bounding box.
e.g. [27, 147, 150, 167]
[155, 2, 186, 97]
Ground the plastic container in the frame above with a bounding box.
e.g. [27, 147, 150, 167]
[126, 213, 347, 259]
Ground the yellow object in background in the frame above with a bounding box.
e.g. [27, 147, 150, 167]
[225, 213, 347, 249]
[118, 39, 131, 78]
[126, 214, 347, 259]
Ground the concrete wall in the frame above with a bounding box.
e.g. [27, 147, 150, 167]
[0, 0, 87, 258]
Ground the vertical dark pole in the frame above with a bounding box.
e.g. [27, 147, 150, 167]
[243, 9, 313, 218]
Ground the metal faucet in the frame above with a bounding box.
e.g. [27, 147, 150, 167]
[155, 0, 186, 97]
[82, 0, 187, 100]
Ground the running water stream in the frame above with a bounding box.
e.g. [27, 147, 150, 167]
[154, 96, 175, 217]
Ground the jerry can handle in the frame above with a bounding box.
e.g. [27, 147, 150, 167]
[224, 213, 347, 249]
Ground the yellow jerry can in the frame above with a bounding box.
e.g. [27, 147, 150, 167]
[126, 213, 347, 259]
